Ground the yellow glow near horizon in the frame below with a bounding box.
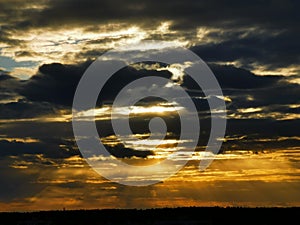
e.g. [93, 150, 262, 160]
[2, 147, 300, 211]
[0, 137, 40, 143]
[128, 105, 184, 115]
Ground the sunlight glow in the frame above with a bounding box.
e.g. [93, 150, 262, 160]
[0, 137, 40, 143]
[237, 107, 262, 113]
[288, 77, 300, 85]
[128, 105, 184, 115]
[197, 27, 224, 44]
[251, 65, 300, 76]
[229, 111, 300, 120]
[0, 22, 191, 79]
[74, 104, 184, 122]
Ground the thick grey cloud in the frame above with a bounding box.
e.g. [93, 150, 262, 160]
[0, 0, 299, 72]
[19, 62, 172, 106]
[184, 64, 282, 90]
[17, 62, 290, 107]
[0, 73, 21, 102]
[14, 61, 299, 116]
[0, 100, 55, 119]
[21, 0, 300, 30]
[20, 62, 90, 106]
[192, 31, 300, 71]
[0, 139, 77, 159]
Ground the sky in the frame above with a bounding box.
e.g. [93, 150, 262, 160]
[0, 0, 300, 211]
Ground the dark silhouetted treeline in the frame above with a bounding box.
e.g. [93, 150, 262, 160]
[0, 207, 298, 225]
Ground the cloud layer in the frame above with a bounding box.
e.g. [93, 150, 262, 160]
[0, 0, 299, 209]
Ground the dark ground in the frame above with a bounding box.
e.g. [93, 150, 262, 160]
[0, 207, 298, 225]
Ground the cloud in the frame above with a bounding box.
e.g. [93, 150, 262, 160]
[18, 61, 285, 107]
[0, 0, 299, 75]
[0, 72, 24, 103]
[0, 139, 77, 159]
[106, 143, 154, 158]
[184, 64, 282, 90]
[2, 61, 298, 138]
[19, 62, 90, 106]
[0, 100, 56, 119]
[0, 56, 299, 164]
[191, 30, 300, 74]
[19, 61, 173, 106]
[16, 0, 298, 31]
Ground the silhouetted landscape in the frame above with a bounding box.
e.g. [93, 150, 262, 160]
[0, 207, 298, 225]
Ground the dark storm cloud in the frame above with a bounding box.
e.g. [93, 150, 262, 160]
[192, 30, 300, 71]
[226, 83, 300, 109]
[0, 100, 55, 119]
[20, 62, 91, 106]
[184, 64, 282, 90]
[1, 121, 73, 142]
[20, 62, 172, 106]
[0, 73, 25, 108]
[0, 120, 152, 159]
[26, 0, 299, 30]
[97, 64, 172, 104]
[18, 61, 298, 110]
[1, 0, 299, 45]
[0, 139, 77, 159]
[185, 64, 300, 114]
[222, 118, 300, 151]
[0, 72, 21, 90]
